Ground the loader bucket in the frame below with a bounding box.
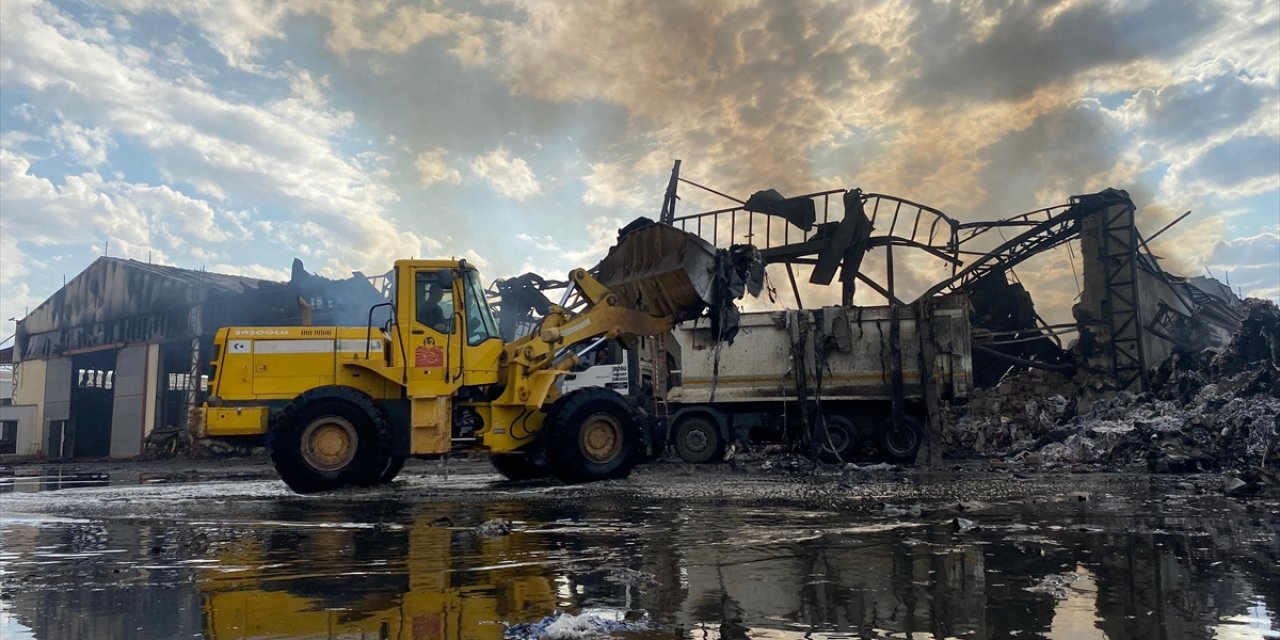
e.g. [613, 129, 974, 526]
[595, 222, 720, 322]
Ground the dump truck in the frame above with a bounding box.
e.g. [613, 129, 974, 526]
[663, 294, 973, 463]
[197, 223, 747, 492]
[547, 295, 974, 464]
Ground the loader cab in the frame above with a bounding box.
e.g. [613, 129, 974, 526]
[391, 260, 503, 390]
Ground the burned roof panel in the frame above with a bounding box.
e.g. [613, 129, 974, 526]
[13, 257, 395, 361]
[18, 257, 275, 337]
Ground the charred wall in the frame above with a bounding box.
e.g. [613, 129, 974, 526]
[11, 257, 388, 458]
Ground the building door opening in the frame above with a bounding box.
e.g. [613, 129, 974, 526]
[70, 350, 116, 457]
[159, 343, 206, 434]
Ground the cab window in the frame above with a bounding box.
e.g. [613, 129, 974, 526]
[415, 270, 455, 333]
[462, 270, 501, 346]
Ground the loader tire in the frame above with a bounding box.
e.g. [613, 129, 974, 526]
[545, 388, 639, 483]
[378, 455, 407, 484]
[817, 415, 862, 464]
[879, 413, 924, 463]
[270, 387, 391, 493]
[490, 453, 548, 481]
[672, 416, 723, 463]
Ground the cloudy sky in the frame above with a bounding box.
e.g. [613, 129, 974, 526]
[1, 0, 1277, 340]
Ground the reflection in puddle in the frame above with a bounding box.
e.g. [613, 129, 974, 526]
[1216, 599, 1278, 640]
[0, 476, 1276, 639]
[0, 472, 110, 493]
[1045, 566, 1105, 640]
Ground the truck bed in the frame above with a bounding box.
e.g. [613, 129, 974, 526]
[668, 295, 972, 404]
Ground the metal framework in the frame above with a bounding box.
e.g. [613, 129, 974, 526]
[1095, 198, 1147, 392]
[670, 188, 962, 306]
[670, 177, 1152, 393]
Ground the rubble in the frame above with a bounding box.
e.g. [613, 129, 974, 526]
[951, 517, 978, 533]
[477, 518, 514, 537]
[1221, 466, 1278, 497]
[942, 368, 1077, 456]
[1025, 572, 1084, 599]
[946, 299, 1280, 473]
[506, 609, 655, 640]
[1212, 297, 1280, 373]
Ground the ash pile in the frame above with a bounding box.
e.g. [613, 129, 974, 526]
[946, 298, 1280, 473]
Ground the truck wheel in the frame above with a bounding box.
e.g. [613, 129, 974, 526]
[270, 390, 390, 493]
[673, 416, 722, 463]
[545, 388, 639, 483]
[490, 453, 547, 481]
[817, 415, 861, 463]
[879, 414, 924, 463]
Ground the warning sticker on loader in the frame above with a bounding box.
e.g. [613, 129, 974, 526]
[415, 345, 445, 368]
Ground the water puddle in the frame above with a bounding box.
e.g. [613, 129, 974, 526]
[0, 472, 1276, 639]
[0, 472, 110, 493]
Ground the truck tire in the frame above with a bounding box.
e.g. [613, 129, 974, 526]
[817, 415, 861, 463]
[544, 388, 639, 483]
[490, 453, 547, 481]
[270, 388, 391, 493]
[672, 416, 723, 463]
[879, 413, 924, 463]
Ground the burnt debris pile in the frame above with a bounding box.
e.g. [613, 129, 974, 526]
[947, 298, 1280, 472]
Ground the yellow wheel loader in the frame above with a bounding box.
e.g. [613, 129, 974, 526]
[197, 223, 749, 493]
[197, 510, 557, 638]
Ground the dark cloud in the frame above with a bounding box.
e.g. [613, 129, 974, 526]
[1134, 72, 1273, 145]
[494, 1, 883, 195]
[976, 101, 1123, 213]
[900, 0, 1219, 105]
[1184, 135, 1280, 188]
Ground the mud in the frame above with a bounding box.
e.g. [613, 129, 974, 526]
[1, 458, 1278, 640]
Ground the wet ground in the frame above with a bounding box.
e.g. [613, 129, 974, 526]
[1, 458, 1278, 640]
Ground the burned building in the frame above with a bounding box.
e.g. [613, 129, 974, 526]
[5, 257, 385, 460]
[1071, 191, 1245, 393]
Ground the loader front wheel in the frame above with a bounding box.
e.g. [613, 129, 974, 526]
[270, 390, 390, 493]
[545, 388, 639, 483]
[377, 455, 407, 484]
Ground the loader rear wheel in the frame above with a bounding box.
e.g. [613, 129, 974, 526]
[673, 416, 722, 463]
[879, 413, 924, 463]
[490, 453, 547, 481]
[545, 388, 639, 483]
[301, 415, 359, 472]
[270, 388, 391, 493]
